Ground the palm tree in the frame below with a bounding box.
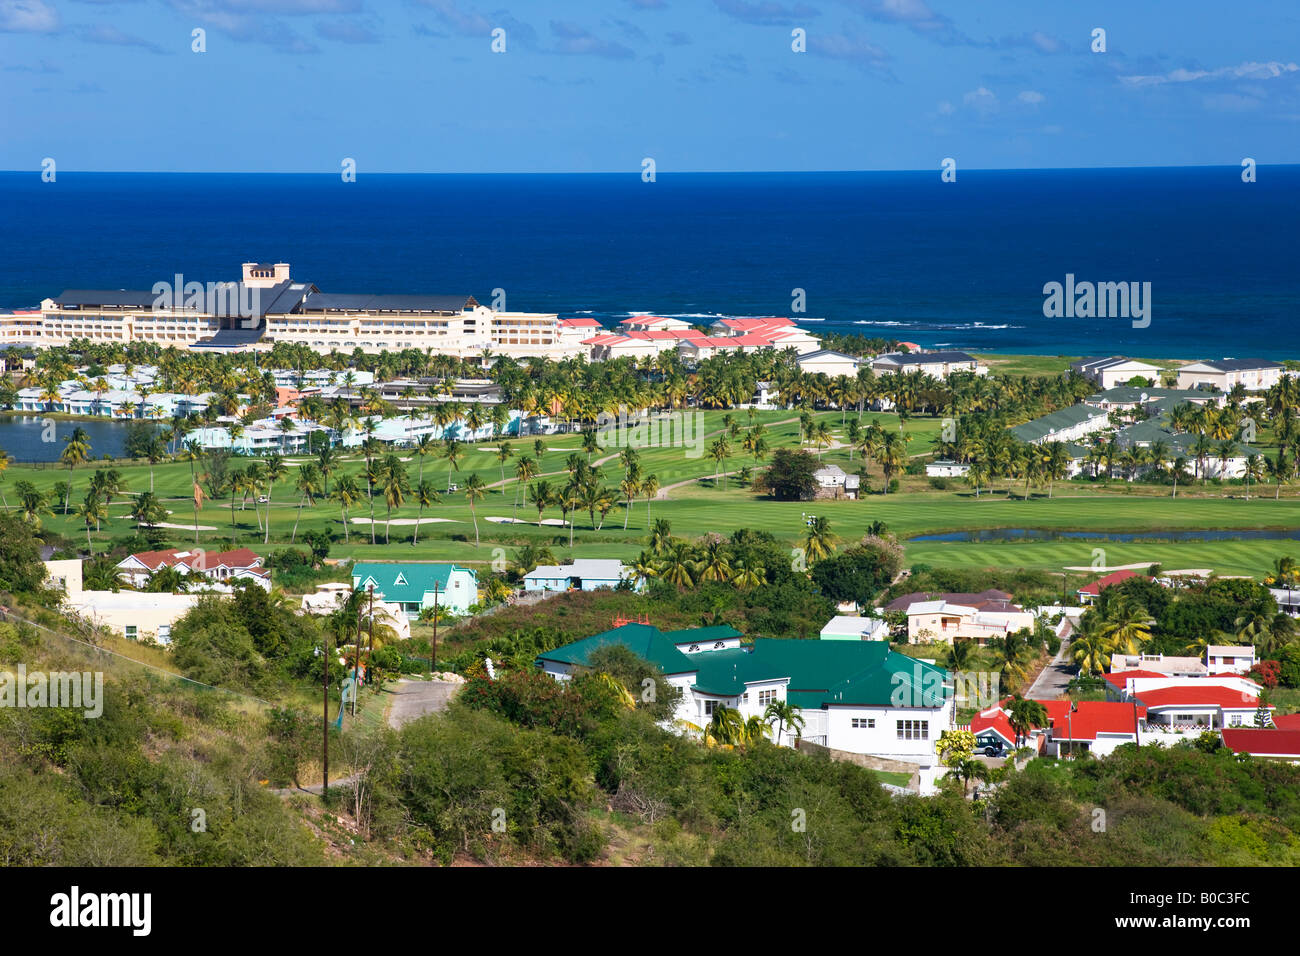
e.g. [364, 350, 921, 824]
[642, 473, 660, 524]
[260, 453, 287, 545]
[697, 539, 733, 582]
[764, 700, 805, 746]
[333, 473, 362, 544]
[379, 455, 410, 545]
[659, 541, 698, 587]
[495, 441, 513, 493]
[443, 437, 464, 494]
[730, 558, 765, 590]
[705, 705, 746, 747]
[803, 515, 837, 563]
[130, 491, 167, 527]
[411, 479, 441, 546]
[315, 444, 339, 496]
[512, 454, 538, 519]
[1098, 597, 1152, 654]
[1070, 615, 1114, 675]
[15, 480, 51, 530]
[291, 463, 322, 544]
[464, 472, 487, 547]
[1005, 694, 1048, 747]
[75, 493, 108, 551]
[528, 480, 554, 525]
[649, 518, 673, 554]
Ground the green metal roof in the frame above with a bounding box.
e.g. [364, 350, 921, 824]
[538, 625, 950, 708]
[1010, 404, 1109, 444]
[351, 562, 476, 604]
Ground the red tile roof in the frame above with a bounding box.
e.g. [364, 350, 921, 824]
[559, 317, 602, 328]
[1137, 686, 1262, 710]
[1102, 669, 1168, 689]
[1221, 728, 1300, 757]
[1046, 701, 1146, 740]
[1272, 713, 1300, 730]
[1078, 569, 1143, 596]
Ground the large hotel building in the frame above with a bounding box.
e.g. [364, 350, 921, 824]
[0, 262, 592, 358]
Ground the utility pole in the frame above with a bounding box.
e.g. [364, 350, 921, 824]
[351, 594, 363, 717]
[322, 632, 330, 795]
[365, 584, 376, 687]
[429, 583, 441, 673]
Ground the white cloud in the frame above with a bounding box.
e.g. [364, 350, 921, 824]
[1120, 60, 1299, 87]
[0, 0, 60, 33]
[1017, 90, 1044, 105]
[962, 86, 998, 113]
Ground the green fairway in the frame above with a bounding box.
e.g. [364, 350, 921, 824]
[8, 405, 1299, 580]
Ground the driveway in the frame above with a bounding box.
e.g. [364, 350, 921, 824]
[386, 678, 460, 729]
[1026, 625, 1075, 700]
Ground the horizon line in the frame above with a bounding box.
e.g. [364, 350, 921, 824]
[2, 162, 1297, 176]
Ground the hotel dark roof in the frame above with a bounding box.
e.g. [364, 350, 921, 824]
[299, 293, 478, 313]
[53, 280, 315, 318]
[52, 290, 156, 308]
[1194, 358, 1282, 372]
[876, 350, 978, 365]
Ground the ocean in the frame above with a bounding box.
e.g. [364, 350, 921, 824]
[1, 166, 1296, 360]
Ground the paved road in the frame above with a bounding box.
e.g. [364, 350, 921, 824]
[1025, 623, 1076, 700]
[386, 678, 460, 729]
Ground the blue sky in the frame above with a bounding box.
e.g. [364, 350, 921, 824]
[1, 0, 1297, 172]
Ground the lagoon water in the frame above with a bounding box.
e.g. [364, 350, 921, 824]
[0, 416, 136, 462]
[1, 166, 1297, 360]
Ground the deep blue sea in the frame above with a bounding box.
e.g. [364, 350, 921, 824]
[1, 167, 1296, 359]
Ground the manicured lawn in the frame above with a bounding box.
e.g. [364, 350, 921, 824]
[9, 407, 1300, 580]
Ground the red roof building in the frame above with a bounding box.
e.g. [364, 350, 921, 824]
[1221, 728, 1300, 760]
[1077, 569, 1145, 603]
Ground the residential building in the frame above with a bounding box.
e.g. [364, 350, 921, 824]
[45, 559, 200, 644]
[536, 621, 953, 763]
[1175, 359, 1283, 392]
[1076, 569, 1146, 605]
[351, 562, 479, 617]
[1039, 700, 1146, 757]
[1204, 644, 1256, 676]
[870, 350, 985, 378]
[115, 548, 269, 590]
[885, 590, 1033, 644]
[1136, 685, 1269, 731]
[926, 460, 970, 478]
[299, 583, 411, 642]
[1009, 403, 1111, 445]
[1071, 356, 1163, 390]
[819, 615, 890, 641]
[796, 349, 861, 378]
[812, 463, 858, 499]
[1084, 385, 1224, 413]
[1110, 653, 1207, 677]
[1220, 728, 1300, 763]
[523, 559, 642, 593]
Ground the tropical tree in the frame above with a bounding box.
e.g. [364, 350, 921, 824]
[464, 472, 487, 547]
[1005, 694, 1048, 747]
[333, 473, 363, 544]
[803, 515, 837, 563]
[411, 479, 441, 547]
[379, 455, 411, 545]
[291, 463, 322, 544]
[764, 700, 805, 746]
[75, 493, 108, 550]
[261, 453, 287, 545]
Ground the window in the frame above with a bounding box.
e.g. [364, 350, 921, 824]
[703, 700, 717, 716]
[758, 689, 777, 706]
[851, 718, 874, 729]
[124, 625, 138, 640]
[896, 720, 928, 741]
[741, 693, 749, 704]
[1229, 714, 1243, 726]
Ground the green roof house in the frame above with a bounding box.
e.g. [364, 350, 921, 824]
[537, 622, 952, 765]
[352, 562, 479, 618]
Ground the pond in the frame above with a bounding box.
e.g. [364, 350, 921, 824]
[0, 416, 154, 463]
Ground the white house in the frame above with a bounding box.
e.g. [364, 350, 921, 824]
[523, 559, 643, 593]
[116, 547, 269, 590]
[536, 622, 953, 764]
[1176, 359, 1283, 393]
[884, 590, 1034, 645]
[1071, 356, 1163, 390]
[351, 562, 479, 617]
[871, 350, 985, 378]
[1204, 644, 1256, 676]
[926, 460, 970, 478]
[796, 349, 861, 378]
[299, 582, 412, 641]
[820, 615, 890, 641]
